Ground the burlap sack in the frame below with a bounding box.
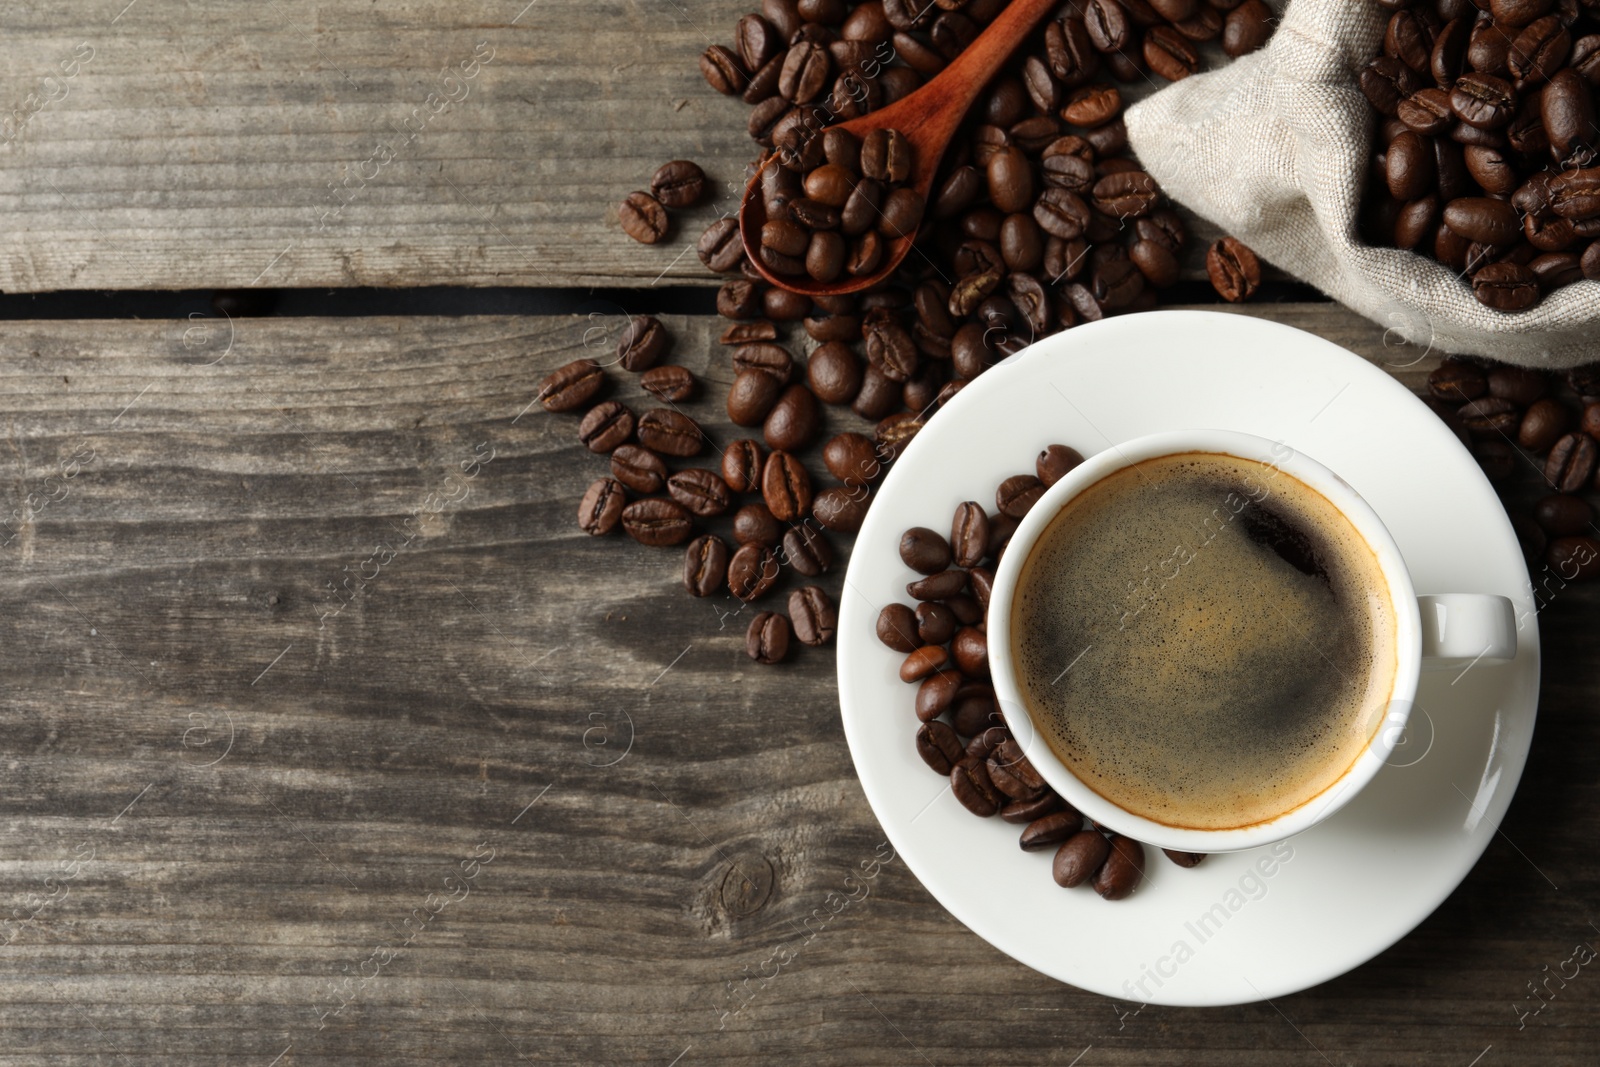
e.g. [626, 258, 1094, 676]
[1124, 1, 1600, 368]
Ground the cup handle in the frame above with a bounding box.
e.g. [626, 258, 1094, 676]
[1417, 594, 1517, 671]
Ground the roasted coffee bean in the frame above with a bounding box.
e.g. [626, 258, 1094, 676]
[636, 408, 704, 457]
[914, 602, 956, 646]
[721, 440, 764, 495]
[578, 477, 626, 536]
[907, 568, 968, 601]
[1224, 0, 1274, 56]
[1550, 166, 1600, 219]
[1163, 849, 1205, 868]
[1003, 792, 1066, 825]
[987, 739, 1045, 801]
[1388, 131, 1436, 199]
[952, 685, 1002, 736]
[1534, 493, 1594, 535]
[1458, 396, 1520, 437]
[700, 44, 746, 94]
[951, 755, 1002, 816]
[733, 503, 783, 548]
[916, 720, 965, 774]
[1476, 439, 1517, 481]
[1036, 443, 1085, 486]
[782, 524, 834, 576]
[621, 497, 694, 546]
[1034, 187, 1092, 239]
[764, 384, 821, 452]
[698, 217, 745, 272]
[813, 485, 870, 531]
[900, 526, 953, 574]
[1520, 397, 1571, 450]
[762, 450, 813, 521]
[879, 187, 926, 238]
[719, 281, 765, 320]
[1444, 197, 1521, 245]
[733, 342, 797, 384]
[727, 369, 782, 426]
[864, 317, 919, 382]
[538, 358, 605, 412]
[1472, 261, 1540, 309]
[913, 671, 960, 724]
[728, 541, 780, 601]
[901, 644, 950, 682]
[762, 218, 810, 259]
[1362, 55, 1421, 116]
[861, 128, 913, 182]
[1092, 169, 1160, 219]
[619, 191, 670, 244]
[950, 501, 990, 568]
[823, 431, 882, 485]
[1544, 69, 1597, 166]
[1429, 359, 1487, 402]
[876, 412, 924, 457]
[1206, 236, 1261, 301]
[1053, 831, 1111, 888]
[667, 469, 732, 517]
[651, 160, 707, 209]
[788, 585, 837, 646]
[1546, 431, 1599, 490]
[578, 400, 636, 453]
[968, 567, 995, 612]
[1584, 401, 1600, 438]
[641, 365, 696, 403]
[1063, 83, 1122, 127]
[1488, 365, 1549, 405]
[1509, 15, 1570, 86]
[877, 602, 920, 652]
[1549, 534, 1600, 579]
[1398, 88, 1455, 135]
[1531, 251, 1585, 287]
[747, 610, 791, 664]
[1145, 24, 1199, 80]
[854, 364, 901, 419]
[612, 444, 668, 494]
[1451, 71, 1517, 128]
[951, 626, 988, 678]
[685, 533, 731, 596]
[1020, 810, 1081, 852]
[996, 474, 1046, 518]
[1093, 834, 1145, 899]
[987, 511, 1019, 558]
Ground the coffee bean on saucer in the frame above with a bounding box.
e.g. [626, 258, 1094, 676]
[782, 525, 834, 576]
[1052, 830, 1111, 888]
[996, 474, 1046, 518]
[1162, 849, 1206, 868]
[907, 569, 968, 601]
[651, 160, 707, 209]
[1020, 810, 1082, 852]
[578, 477, 626, 535]
[915, 602, 957, 645]
[900, 526, 953, 574]
[916, 720, 965, 775]
[950, 502, 990, 568]
[964, 724, 1009, 762]
[538, 358, 606, 412]
[900, 645, 949, 682]
[951, 626, 989, 677]
[950, 684, 1001, 736]
[951, 755, 1002, 816]
[619, 191, 670, 244]
[747, 610, 791, 664]
[877, 602, 920, 652]
[684, 534, 731, 596]
[986, 739, 1044, 800]
[1093, 834, 1145, 899]
[915, 669, 962, 721]
[1036, 443, 1085, 486]
[621, 498, 694, 546]
[1001, 792, 1065, 824]
[788, 586, 837, 646]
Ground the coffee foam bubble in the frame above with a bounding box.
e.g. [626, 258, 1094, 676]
[1012, 452, 1398, 831]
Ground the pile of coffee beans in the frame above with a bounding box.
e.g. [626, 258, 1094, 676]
[757, 127, 924, 282]
[1428, 357, 1600, 579]
[620, 161, 711, 244]
[876, 441, 1205, 900]
[1359, 0, 1600, 310]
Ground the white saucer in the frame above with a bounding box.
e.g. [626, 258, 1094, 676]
[836, 311, 1541, 1007]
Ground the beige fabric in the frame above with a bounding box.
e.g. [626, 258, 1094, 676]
[1124, 0, 1600, 368]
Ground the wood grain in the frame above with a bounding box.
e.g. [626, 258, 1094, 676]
[0, 0, 1268, 293]
[0, 303, 1590, 1064]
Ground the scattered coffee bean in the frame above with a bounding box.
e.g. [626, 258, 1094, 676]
[637, 408, 705, 457]
[900, 644, 949, 682]
[900, 526, 953, 574]
[1206, 236, 1261, 301]
[651, 159, 707, 209]
[1093, 834, 1145, 900]
[813, 485, 871, 531]
[1020, 810, 1081, 852]
[907, 569, 968, 601]
[763, 449, 813, 521]
[789, 585, 838, 645]
[578, 400, 636, 453]
[877, 602, 920, 653]
[951, 755, 1002, 817]
[539, 359, 606, 413]
[1546, 431, 1598, 491]
[611, 444, 668, 494]
[667, 468, 733, 517]
[722, 439, 765, 493]
[578, 477, 626, 535]
[996, 474, 1046, 518]
[733, 503, 783, 547]
[728, 541, 780, 600]
[617, 315, 670, 372]
[1162, 849, 1205, 868]
[684, 534, 731, 596]
[640, 365, 697, 402]
[621, 497, 694, 546]
[1036, 443, 1084, 486]
[747, 610, 791, 664]
[916, 720, 966, 774]
[1053, 831, 1111, 888]
[619, 191, 670, 244]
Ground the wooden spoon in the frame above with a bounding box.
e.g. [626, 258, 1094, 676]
[737, 0, 1062, 297]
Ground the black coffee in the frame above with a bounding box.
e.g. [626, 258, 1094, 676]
[1011, 451, 1399, 831]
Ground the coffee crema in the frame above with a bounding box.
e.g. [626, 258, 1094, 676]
[1011, 451, 1399, 831]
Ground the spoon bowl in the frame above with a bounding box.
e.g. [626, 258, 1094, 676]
[737, 0, 1061, 297]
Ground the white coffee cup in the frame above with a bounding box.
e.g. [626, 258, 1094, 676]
[985, 429, 1517, 855]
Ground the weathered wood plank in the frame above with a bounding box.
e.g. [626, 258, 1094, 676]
[0, 0, 1278, 292]
[0, 304, 1591, 1065]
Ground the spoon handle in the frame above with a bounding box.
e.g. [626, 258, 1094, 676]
[846, 0, 1064, 157]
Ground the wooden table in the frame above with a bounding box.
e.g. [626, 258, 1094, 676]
[1, 3, 1596, 1065]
